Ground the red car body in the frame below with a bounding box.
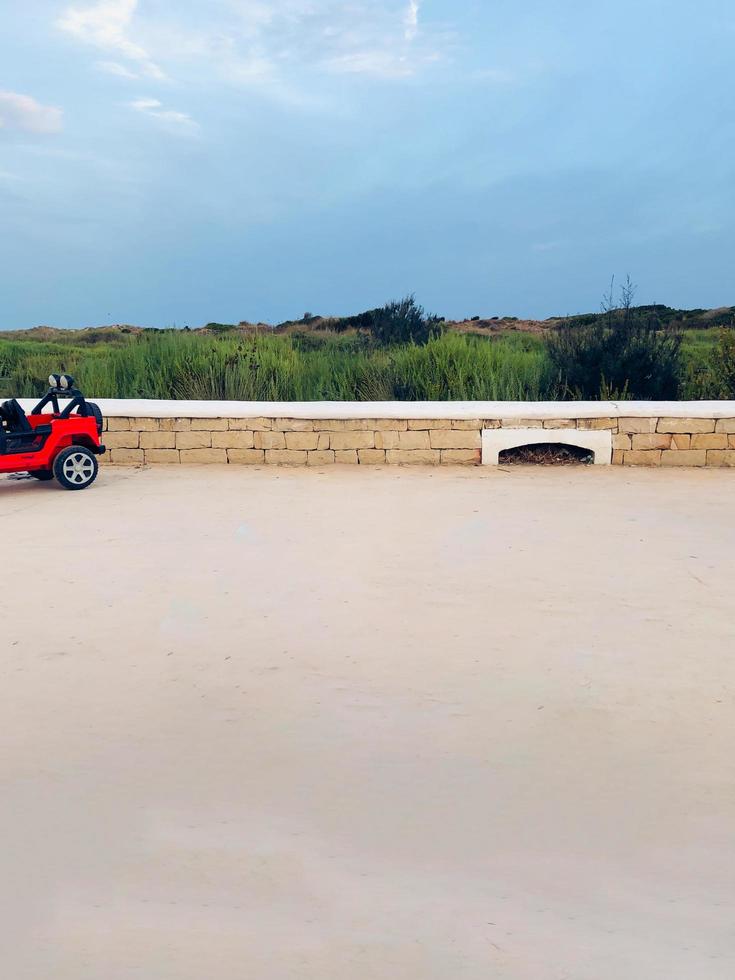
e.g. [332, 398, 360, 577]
[1, 379, 106, 488]
[0, 412, 103, 475]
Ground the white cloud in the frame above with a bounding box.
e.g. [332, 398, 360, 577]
[128, 97, 198, 133]
[0, 92, 63, 134]
[96, 59, 139, 79]
[404, 0, 420, 42]
[58, 0, 165, 79]
[59, 0, 449, 109]
[221, 0, 439, 82]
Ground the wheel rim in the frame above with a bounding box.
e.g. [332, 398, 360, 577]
[62, 452, 95, 485]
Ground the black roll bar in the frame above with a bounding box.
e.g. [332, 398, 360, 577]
[32, 387, 91, 418]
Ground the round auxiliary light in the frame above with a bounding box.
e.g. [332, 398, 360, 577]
[49, 373, 74, 390]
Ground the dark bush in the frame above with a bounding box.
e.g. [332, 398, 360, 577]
[330, 296, 440, 347]
[547, 278, 683, 399]
[370, 295, 441, 347]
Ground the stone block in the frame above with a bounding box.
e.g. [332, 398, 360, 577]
[375, 431, 400, 450]
[110, 448, 144, 465]
[254, 431, 286, 450]
[105, 431, 140, 449]
[265, 450, 307, 465]
[618, 418, 657, 434]
[191, 417, 228, 430]
[501, 418, 543, 428]
[135, 417, 159, 431]
[386, 450, 441, 465]
[612, 433, 632, 451]
[140, 431, 175, 449]
[407, 418, 451, 430]
[179, 449, 227, 464]
[690, 433, 728, 450]
[107, 417, 132, 431]
[317, 432, 330, 450]
[334, 451, 359, 464]
[176, 431, 212, 450]
[661, 450, 707, 467]
[631, 433, 672, 451]
[578, 418, 616, 430]
[285, 432, 320, 451]
[329, 431, 375, 451]
[707, 450, 735, 467]
[483, 420, 502, 429]
[623, 450, 662, 466]
[612, 450, 624, 465]
[542, 419, 577, 429]
[373, 419, 408, 431]
[314, 419, 370, 431]
[715, 418, 735, 433]
[730, 435, 735, 449]
[144, 449, 180, 464]
[430, 430, 481, 450]
[451, 419, 482, 430]
[275, 418, 314, 431]
[671, 434, 691, 450]
[398, 430, 431, 450]
[307, 451, 335, 466]
[358, 450, 386, 465]
[229, 417, 272, 431]
[212, 430, 255, 449]
[657, 417, 715, 434]
[440, 450, 481, 465]
[227, 449, 265, 464]
[159, 417, 191, 431]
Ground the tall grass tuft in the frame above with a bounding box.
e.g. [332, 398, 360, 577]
[0, 330, 558, 402]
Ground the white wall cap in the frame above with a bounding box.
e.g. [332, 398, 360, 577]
[16, 398, 735, 420]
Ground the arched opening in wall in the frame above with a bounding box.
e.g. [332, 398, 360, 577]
[482, 427, 611, 465]
[498, 442, 594, 466]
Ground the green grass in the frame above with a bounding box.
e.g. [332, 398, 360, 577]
[680, 329, 720, 398]
[0, 330, 558, 402]
[0, 325, 725, 402]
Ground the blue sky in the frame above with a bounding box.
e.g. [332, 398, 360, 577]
[0, 0, 733, 329]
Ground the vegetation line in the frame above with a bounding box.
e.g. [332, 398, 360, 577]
[1, 293, 733, 401]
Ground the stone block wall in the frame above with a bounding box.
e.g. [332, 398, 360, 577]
[99, 411, 735, 467]
[613, 417, 735, 467]
[489, 415, 735, 467]
[102, 416, 483, 467]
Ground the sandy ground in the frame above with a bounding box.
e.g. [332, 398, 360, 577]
[2, 464, 734, 980]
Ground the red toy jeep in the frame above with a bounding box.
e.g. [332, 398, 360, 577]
[0, 375, 105, 490]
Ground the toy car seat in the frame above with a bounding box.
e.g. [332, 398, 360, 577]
[0, 399, 31, 434]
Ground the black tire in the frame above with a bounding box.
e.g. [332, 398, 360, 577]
[87, 401, 103, 435]
[53, 445, 99, 490]
[30, 470, 54, 481]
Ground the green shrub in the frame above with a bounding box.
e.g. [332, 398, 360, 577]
[371, 297, 429, 346]
[547, 279, 683, 399]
